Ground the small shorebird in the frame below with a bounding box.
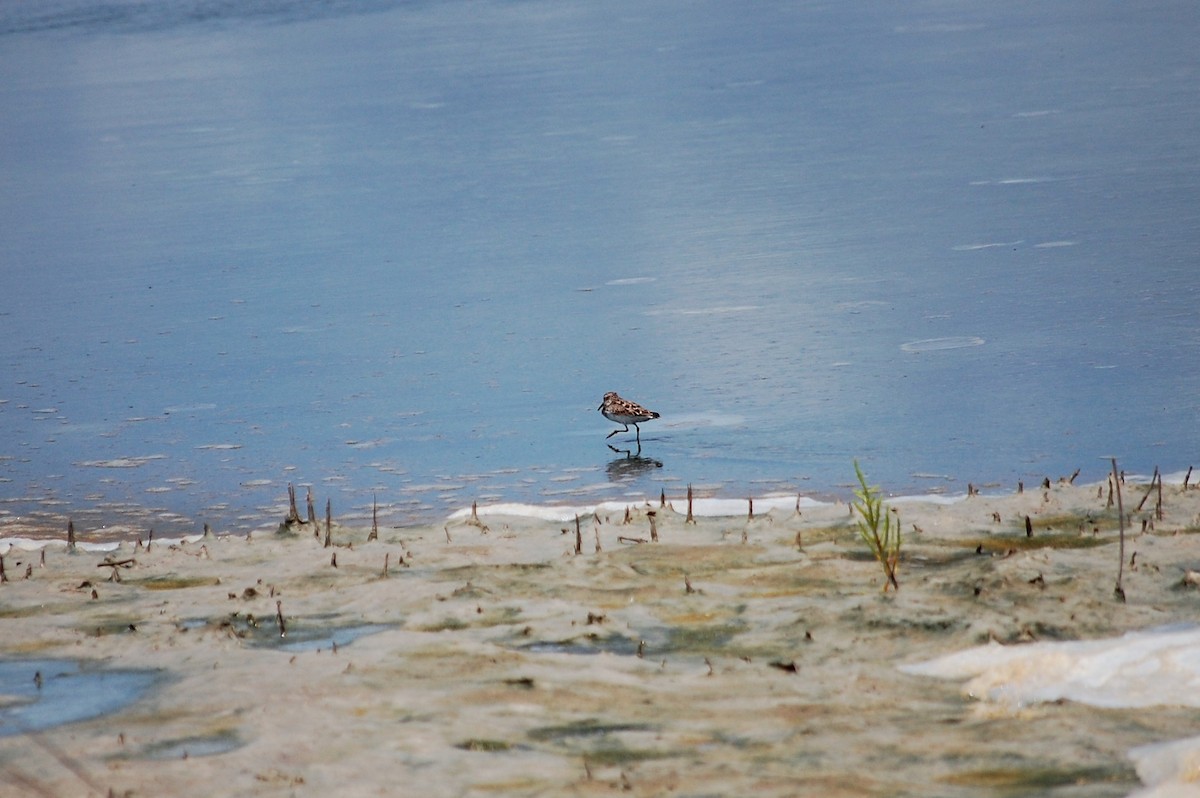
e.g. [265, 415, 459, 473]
[598, 391, 660, 443]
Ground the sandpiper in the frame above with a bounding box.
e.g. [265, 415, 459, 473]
[598, 391, 660, 443]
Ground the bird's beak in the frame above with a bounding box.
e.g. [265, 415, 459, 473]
[597, 402, 604, 411]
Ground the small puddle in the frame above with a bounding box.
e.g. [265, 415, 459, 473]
[521, 634, 643, 657]
[142, 730, 242, 760]
[204, 614, 393, 653]
[183, 613, 393, 652]
[0, 659, 161, 737]
[272, 623, 393, 653]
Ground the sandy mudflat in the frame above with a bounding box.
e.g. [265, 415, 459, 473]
[1, 479, 1199, 797]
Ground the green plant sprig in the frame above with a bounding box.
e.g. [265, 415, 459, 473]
[852, 461, 900, 592]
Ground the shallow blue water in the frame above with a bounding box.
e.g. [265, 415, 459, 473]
[2, 1, 1198, 534]
[0, 659, 160, 736]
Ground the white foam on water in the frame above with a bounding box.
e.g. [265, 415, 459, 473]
[645, 305, 760, 316]
[448, 494, 828, 522]
[968, 177, 1061, 185]
[447, 502, 608, 522]
[888, 493, 968, 506]
[75, 455, 167, 468]
[995, 177, 1055, 184]
[162, 403, 216, 413]
[900, 336, 985, 353]
[345, 439, 388, 449]
[692, 495, 816, 515]
[1, 533, 205, 554]
[953, 240, 1021, 250]
[1, 538, 120, 553]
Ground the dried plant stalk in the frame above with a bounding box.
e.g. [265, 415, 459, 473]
[1112, 458, 1126, 602]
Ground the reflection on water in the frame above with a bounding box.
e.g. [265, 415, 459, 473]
[605, 445, 663, 484]
[1, 1, 1197, 535]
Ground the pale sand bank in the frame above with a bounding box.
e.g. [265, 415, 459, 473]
[1, 479, 1199, 797]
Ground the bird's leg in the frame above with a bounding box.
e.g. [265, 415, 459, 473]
[606, 424, 628, 440]
[633, 423, 641, 443]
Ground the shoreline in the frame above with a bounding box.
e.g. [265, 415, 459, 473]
[2, 465, 1193, 548]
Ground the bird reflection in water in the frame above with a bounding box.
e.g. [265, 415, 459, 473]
[606, 442, 663, 482]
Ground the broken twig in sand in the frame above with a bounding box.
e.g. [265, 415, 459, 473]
[99, 558, 136, 583]
[1135, 467, 1160, 512]
[368, 493, 379, 542]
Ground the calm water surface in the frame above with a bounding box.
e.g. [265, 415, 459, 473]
[2, 0, 1198, 534]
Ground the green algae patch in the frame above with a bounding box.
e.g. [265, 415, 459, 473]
[793, 525, 854, 545]
[136, 575, 219, 591]
[967, 534, 1109, 553]
[1022, 511, 1121, 535]
[663, 621, 743, 653]
[84, 617, 144, 636]
[415, 617, 470, 633]
[940, 763, 1130, 792]
[456, 738, 514, 752]
[528, 718, 656, 742]
[579, 744, 676, 766]
[525, 718, 676, 765]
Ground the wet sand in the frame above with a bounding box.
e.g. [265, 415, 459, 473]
[1, 478, 1198, 797]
